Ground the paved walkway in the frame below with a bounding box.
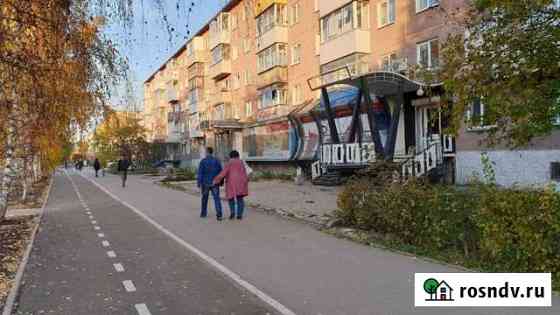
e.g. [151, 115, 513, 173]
[75, 169, 559, 315]
[157, 179, 341, 225]
[14, 171, 275, 314]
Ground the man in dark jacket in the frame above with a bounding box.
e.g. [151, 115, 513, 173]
[93, 158, 101, 177]
[197, 147, 223, 220]
[117, 155, 130, 188]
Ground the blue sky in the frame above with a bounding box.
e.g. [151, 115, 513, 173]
[102, 0, 226, 111]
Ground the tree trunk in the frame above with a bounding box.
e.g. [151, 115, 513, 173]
[0, 120, 16, 221]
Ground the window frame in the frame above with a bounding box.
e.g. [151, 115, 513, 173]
[416, 38, 440, 69]
[415, 0, 440, 14]
[320, 1, 362, 43]
[466, 98, 496, 131]
[245, 101, 253, 117]
[257, 43, 288, 73]
[377, 0, 396, 28]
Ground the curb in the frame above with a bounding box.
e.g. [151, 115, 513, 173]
[2, 174, 54, 315]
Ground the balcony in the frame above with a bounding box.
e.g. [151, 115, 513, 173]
[320, 29, 371, 65]
[209, 13, 231, 49]
[212, 103, 243, 130]
[256, 26, 288, 53]
[209, 31, 231, 50]
[187, 63, 205, 78]
[255, 0, 287, 17]
[209, 90, 232, 106]
[188, 77, 204, 91]
[319, 0, 352, 17]
[187, 51, 207, 67]
[257, 66, 287, 90]
[167, 88, 179, 103]
[209, 60, 231, 80]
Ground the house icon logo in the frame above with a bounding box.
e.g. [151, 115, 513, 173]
[423, 278, 454, 301]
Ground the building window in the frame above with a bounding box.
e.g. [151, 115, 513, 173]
[209, 13, 230, 44]
[256, 4, 288, 37]
[416, 0, 439, 13]
[257, 43, 288, 73]
[211, 44, 230, 65]
[417, 38, 439, 69]
[551, 162, 560, 181]
[243, 38, 251, 53]
[291, 44, 301, 65]
[231, 13, 238, 29]
[320, 1, 368, 43]
[214, 103, 225, 121]
[222, 78, 231, 91]
[292, 84, 303, 105]
[233, 73, 241, 90]
[245, 101, 253, 117]
[377, 0, 395, 28]
[291, 3, 300, 25]
[467, 98, 495, 130]
[259, 86, 287, 109]
[381, 53, 398, 71]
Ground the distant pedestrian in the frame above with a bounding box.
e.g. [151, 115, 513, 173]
[197, 147, 223, 220]
[93, 158, 101, 177]
[213, 150, 249, 220]
[117, 155, 130, 188]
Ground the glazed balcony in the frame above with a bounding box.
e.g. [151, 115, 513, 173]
[320, 29, 371, 65]
[255, 0, 287, 17]
[209, 90, 232, 106]
[256, 25, 288, 53]
[209, 59, 232, 81]
[257, 66, 288, 90]
[187, 62, 205, 79]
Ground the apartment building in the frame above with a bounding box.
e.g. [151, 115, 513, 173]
[142, 0, 559, 187]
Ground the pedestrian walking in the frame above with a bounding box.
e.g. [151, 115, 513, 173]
[93, 158, 101, 177]
[117, 155, 130, 188]
[197, 147, 223, 220]
[213, 150, 249, 220]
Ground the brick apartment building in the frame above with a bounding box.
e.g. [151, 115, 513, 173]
[143, 0, 560, 187]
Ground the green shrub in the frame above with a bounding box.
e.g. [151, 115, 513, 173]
[475, 184, 560, 285]
[336, 173, 560, 289]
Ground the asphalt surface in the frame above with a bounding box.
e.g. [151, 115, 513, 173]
[11, 168, 560, 315]
[13, 170, 275, 315]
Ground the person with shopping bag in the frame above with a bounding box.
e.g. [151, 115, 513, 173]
[213, 150, 249, 220]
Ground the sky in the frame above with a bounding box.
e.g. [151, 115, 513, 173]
[101, 0, 227, 111]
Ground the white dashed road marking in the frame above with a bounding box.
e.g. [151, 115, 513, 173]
[102, 240, 110, 247]
[98, 233, 105, 238]
[113, 263, 125, 272]
[91, 220, 97, 224]
[122, 280, 136, 292]
[135, 303, 152, 315]
[107, 251, 116, 258]
[94, 226, 100, 230]
[80, 172, 297, 315]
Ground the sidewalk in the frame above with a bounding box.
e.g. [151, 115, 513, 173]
[148, 177, 342, 226]
[83, 170, 560, 315]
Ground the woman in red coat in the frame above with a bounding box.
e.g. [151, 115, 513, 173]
[213, 150, 249, 220]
